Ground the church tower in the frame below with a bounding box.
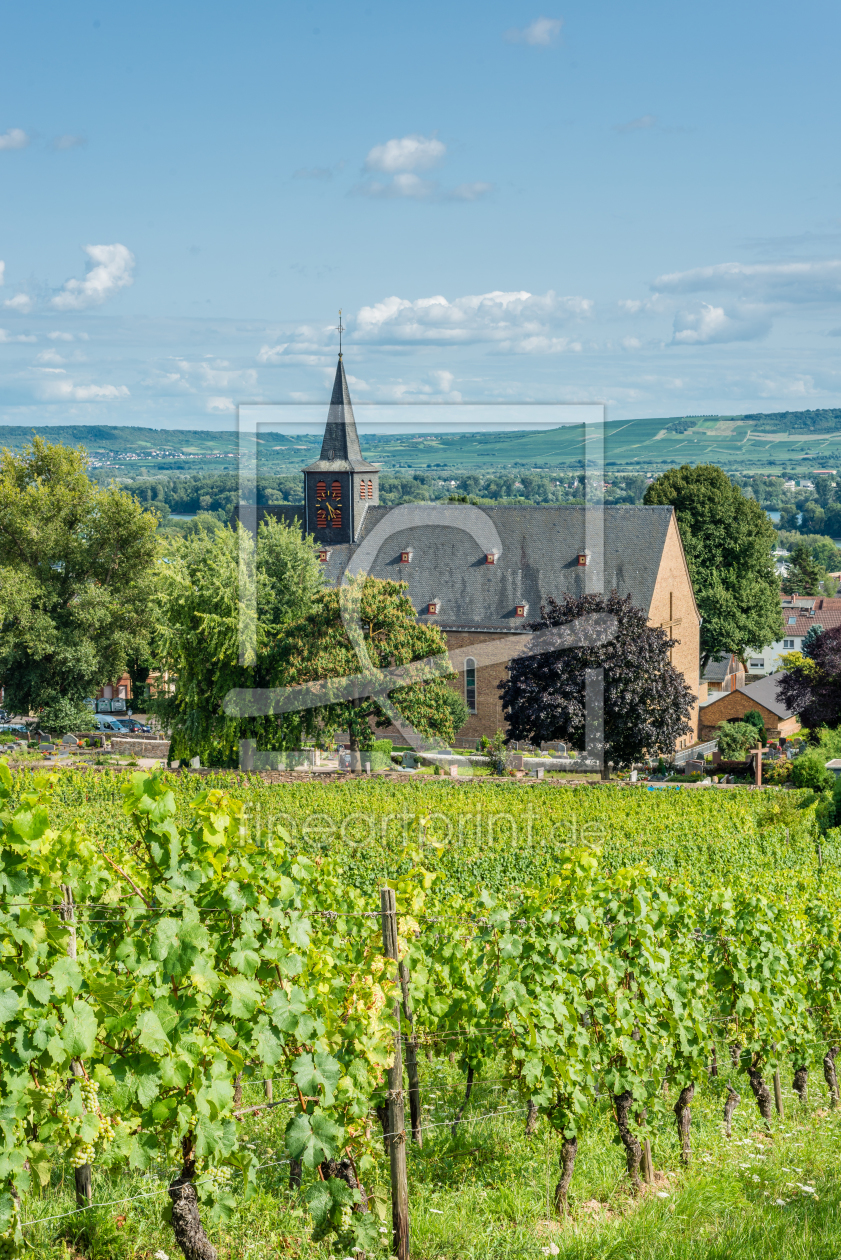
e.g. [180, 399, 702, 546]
[303, 355, 379, 544]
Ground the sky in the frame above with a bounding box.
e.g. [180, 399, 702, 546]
[1, 0, 840, 429]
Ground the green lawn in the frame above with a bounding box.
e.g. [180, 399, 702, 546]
[21, 1057, 841, 1259]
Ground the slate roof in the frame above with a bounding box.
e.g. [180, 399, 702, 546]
[302, 358, 379, 475]
[236, 502, 682, 630]
[703, 655, 743, 683]
[701, 672, 795, 719]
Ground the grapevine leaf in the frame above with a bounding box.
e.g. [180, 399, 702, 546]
[61, 999, 97, 1057]
[292, 1051, 341, 1105]
[221, 975, 261, 1019]
[136, 1010, 171, 1056]
[49, 957, 84, 996]
[285, 1110, 342, 1166]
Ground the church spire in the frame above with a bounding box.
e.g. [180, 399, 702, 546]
[319, 355, 364, 463]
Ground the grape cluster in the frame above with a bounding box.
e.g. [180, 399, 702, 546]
[196, 1162, 231, 1194]
[36, 1073, 119, 1168]
[0, 1194, 21, 1259]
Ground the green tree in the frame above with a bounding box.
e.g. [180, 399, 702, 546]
[281, 575, 462, 754]
[0, 438, 159, 721]
[782, 541, 824, 596]
[644, 465, 783, 667]
[151, 515, 324, 766]
[742, 709, 767, 746]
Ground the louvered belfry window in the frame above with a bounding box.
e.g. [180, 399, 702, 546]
[316, 481, 326, 500]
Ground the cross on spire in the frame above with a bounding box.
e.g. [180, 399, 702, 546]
[337, 308, 344, 358]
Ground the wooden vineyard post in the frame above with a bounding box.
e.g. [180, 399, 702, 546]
[754, 746, 762, 788]
[643, 1139, 655, 1184]
[381, 887, 410, 1260]
[60, 885, 92, 1209]
[399, 958, 423, 1145]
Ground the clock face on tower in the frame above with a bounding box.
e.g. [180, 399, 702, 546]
[315, 479, 343, 531]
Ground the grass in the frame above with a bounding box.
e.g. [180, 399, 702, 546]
[19, 1059, 841, 1259]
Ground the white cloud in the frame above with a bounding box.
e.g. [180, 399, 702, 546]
[50, 134, 86, 151]
[47, 330, 84, 341]
[671, 303, 771, 345]
[614, 115, 657, 133]
[449, 182, 493, 201]
[4, 293, 33, 313]
[36, 374, 130, 402]
[0, 261, 4, 286]
[35, 349, 66, 365]
[207, 396, 236, 413]
[354, 289, 592, 350]
[172, 358, 257, 390]
[0, 328, 37, 343]
[655, 259, 841, 303]
[355, 172, 438, 200]
[0, 128, 29, 151]
[51, 243, 135, 311]
[364, 135, 445, 174]
[505, 17, 563, 45]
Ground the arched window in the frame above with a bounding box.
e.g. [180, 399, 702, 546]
[331, 480, 342, 498]
[368, 479, 373, 498]
[465, 657, 476, 713]
[316, 507, 327, 528]
[316, 481, 326, 500]
[332, 508, 342, 529]
[359, 480, 366, 499]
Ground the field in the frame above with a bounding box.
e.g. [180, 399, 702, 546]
[3, 768, 841, 1260]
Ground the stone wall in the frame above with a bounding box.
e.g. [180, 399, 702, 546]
[109, 736, 171, 759]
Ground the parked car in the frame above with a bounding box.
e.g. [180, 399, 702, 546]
[0, 723, 29, 740]
[114, 718, 152, 734]
[94, 715, 127, 734]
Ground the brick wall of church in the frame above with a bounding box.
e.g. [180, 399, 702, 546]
[647, 514, 702, 747]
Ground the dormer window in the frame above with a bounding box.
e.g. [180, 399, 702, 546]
[486, 552, 498, 565]
[577, 552, 589, 567]
[400, 550, 413, 564]
[515, 604, 527, 618]
[428, 601, 439, 615]
[318, 549, 331, 563]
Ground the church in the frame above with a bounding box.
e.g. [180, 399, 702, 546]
[235, 355, 702, 747]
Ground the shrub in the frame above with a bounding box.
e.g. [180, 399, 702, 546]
[790, 749, 834, 791]
[716, 721, 760, 760]
[742, 709, 767, 746]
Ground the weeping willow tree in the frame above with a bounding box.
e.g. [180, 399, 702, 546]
[150, 515, 325, 766]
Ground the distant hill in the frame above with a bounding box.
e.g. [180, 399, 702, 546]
[3, 407, 841, 477]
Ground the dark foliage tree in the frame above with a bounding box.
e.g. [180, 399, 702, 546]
[500, 591, 694, 768]
[741, 709, 767, 746]
[644, 465, 782, 667]
[781, 542, 823, 596]
[776, 625, 841, 731]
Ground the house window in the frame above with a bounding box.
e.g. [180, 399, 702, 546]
[788, 617, 797, 625]
[332, 508, 342, 529]
[577, 553, 589, 567]
[117, 685, 127, 698]
[465, 657, 476, 713]
[319, 550, 329, 562]
[400, 550, 412, 564]
[515, 604, 527, 617]
[750, 660, 764, 669]
[316, 481, 327, 500]
[317, 508, 327, 528]
[783, 639, 794, 648]
[486, 552, 497, 565]
[428, 601, 439, 615]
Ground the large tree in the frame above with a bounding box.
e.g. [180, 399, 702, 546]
[500, 591, 694, 768]
[151, 514, 325, 766]
[644, 464, 783, 667]
[279, 574, 462, 754]
[0, 437, 159, 726]
[776, 625, 841, 732]
[781, 541, 823, 596]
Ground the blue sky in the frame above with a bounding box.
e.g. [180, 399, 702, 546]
[1, 0, 840, 429]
